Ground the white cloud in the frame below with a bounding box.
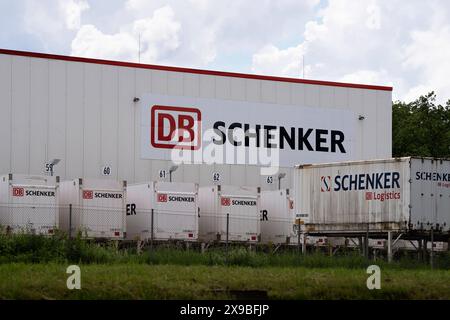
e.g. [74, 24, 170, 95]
[339, 69, 392, 86]
[133, 6, 181, 62]
[250, 0, 450, 104]
[68, 0, 319, 67]
[62, 0, 90, 30]
[252, 44, 306, 77]
[18, 0, 450, 103]
[402, 26, 450, 103]
[71, 6, 180, 63]
[71, 25, 137, 61]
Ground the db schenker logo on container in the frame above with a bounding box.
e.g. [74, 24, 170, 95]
[320, 176, 331, 192]
[151, 105, 201, 150]
[157, 194, 168, 202]
[12, 187, 24, 197]
[82, 190, 93, 199]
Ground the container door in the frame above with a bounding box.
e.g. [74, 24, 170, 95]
[154, 190, 198, 241]
[220, 195, 259, 242]
[411, 158, 450, 231]
[9, 185, 58, 234]
[80, 189, 125, 238]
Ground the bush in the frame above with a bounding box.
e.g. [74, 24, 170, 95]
[0, 232, 448, 270]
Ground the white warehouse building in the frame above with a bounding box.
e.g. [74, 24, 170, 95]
[0, 49, 393, 189]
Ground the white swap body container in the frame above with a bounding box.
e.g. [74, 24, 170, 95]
[294, 157, 450, 234]
[126, 182, 199, 241]
[59, 178, 126, 239]
[199, 185, 261, 243]
[260, 189, 294, 244]
[0, 174, 59, 235]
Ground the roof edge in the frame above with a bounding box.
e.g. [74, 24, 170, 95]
[0, 48, 393, 92]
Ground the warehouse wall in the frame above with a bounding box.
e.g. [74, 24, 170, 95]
[0, 53, 392, 190]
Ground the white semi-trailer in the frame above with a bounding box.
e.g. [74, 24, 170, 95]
[0, 174, 59, 235]
[126, 181, 199, 241]
[59, 178, 127, 239]
[199, 185, 260, 243]
[294, 157, 450, 234]
[260, 189, 294, 244]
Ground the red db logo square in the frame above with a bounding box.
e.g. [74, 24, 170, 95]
[157, 193, 168, 202]
[83, 190, 93, 199]
[365, 192, 373, 200]
[151, 105, 201, 150]
[221, 197, 231, 206]
[12, 187, 24, 197]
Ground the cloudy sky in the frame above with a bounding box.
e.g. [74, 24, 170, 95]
[1, 0, 449, 104]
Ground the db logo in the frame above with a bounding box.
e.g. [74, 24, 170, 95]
[151, 105, 201, 150]
[82, 190, 93, 199]
[12, 187, 24, 197]
[365, 192, 373, 200]
[221, 197, 231, 206]
[320, 176, 331, 192]
[157, 194, 168, 202]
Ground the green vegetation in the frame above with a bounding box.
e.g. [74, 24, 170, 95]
[1, 233, 449, 299]
[392, 92, 450, 158]
[1, 232, 449, 269]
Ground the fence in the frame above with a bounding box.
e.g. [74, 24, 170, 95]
[0, 203, 299, 246]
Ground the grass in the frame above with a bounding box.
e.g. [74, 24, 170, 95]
[0, 233, 449, 299]
[0, 263, 449, 300]
[1, 232, 449, 269]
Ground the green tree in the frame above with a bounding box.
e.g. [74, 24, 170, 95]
[392, 92, 450, 158]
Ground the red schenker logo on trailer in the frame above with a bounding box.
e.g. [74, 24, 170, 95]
[151, 105, 201, 150]
[12, 187, 24, 197]
[157, 193, 168, 202]
[221, 197, 231, 206]
[320, 176, 331, 192]
[82, 190, 93, 199]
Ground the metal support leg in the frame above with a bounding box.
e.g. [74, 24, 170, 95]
[387, 231, 392, 263]
[430, 228, 434, 269]
[302, 233, 307, 255]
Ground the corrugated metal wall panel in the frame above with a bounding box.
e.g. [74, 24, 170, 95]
[215, 76, 231, 100]
[183, 73, 199, 97]
[362, 89, 378, 159]
[199, 74, 215, 98]
[134, 68, 152, 182]
[11, 56, 30, 173]
[304, 84, 320, 107]
[0, 54, 12, 173]
[347, 88, 364, 161]
[167, 71, 183, 96]
[230, 77, 246, 101]
[376, 91, 392, 158]
[275, 82, 291, 105]
[261, 80, 276, 104]
[48, 60, 67, 178]
[150, 69, 168, 94]
[117, 67, 135, 183]
[333, 87, 349, 109]
[290, 82, 305, 106]
[29, 58, 49, 175]
[319, 85, 334, 108]
[245, 78, 261, 102]
[100, 65, 119, 178]
[66, 62, 84, 178]
[84, 63, 102, 179]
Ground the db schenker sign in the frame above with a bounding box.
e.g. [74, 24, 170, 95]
[140, 94, 356, 168]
